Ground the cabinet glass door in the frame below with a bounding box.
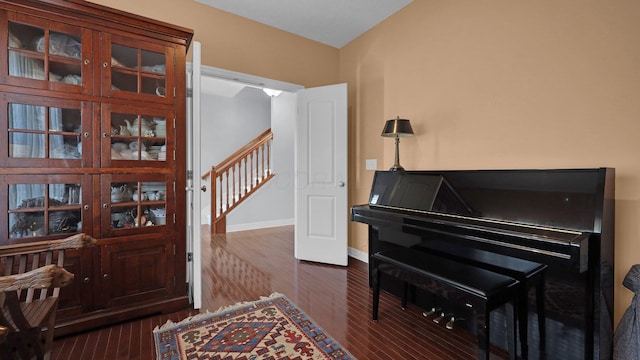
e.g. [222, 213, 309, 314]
[102, 104, 173, 167]
[4, 12, 90, 93]
[3, 175, 88, 243]
[103, 175, 172, 237]
[102, 34, 174, 103]
[2, 94, 89, 167]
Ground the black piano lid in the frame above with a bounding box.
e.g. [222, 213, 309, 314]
[367, 168, 611, 235]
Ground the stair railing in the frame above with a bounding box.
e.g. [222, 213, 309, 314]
[202, 129, 275, 233]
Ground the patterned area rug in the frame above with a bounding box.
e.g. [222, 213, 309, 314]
[153, 293, 355, 360]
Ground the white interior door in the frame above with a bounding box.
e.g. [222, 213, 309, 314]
[295, 83, 348, 266]
[186, 41, 202, 309]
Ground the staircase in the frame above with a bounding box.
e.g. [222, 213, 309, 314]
[202, 129, 275, 233]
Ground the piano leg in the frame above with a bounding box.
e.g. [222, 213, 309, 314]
[371, 256, 380, 322]
[401, 282, 408, 310]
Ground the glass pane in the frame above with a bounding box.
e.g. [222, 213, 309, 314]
[142, 182, 166, 226]
[140, 50, 165, 73]
[9, 51, 46, 80]
[9, 211, 45, 238]
[49, 210, 82, 234]
[110, 207, 134, 229]
[56, 107, 82, 132]
[8, 183, 46, 210]
[8, 22, 46, 80]
[110, 182, 134, 203]
[9, 133, 45, 158]
[48, 31, 81, 59]
[153, 117, 166, 138]
[50, 134, 81, 159]
[9, 103, 45, 130]
[111, 71, 137, 92]
[50, 60, 82, 84]
[142, 75, 165, 97]
[111, 44, 137, 68]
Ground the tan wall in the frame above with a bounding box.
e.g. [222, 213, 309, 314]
[340, 0, 640, 327]
[91, 0, 339, 87]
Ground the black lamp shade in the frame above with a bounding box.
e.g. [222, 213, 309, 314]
[381, 117, 414, 138]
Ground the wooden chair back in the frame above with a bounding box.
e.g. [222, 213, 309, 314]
[0, 234, 96, 360]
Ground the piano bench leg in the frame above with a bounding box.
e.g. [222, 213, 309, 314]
[506, 301, 517, 360]
[476, 311, 489, 360]
[536, 273, 546, 355]
[520, 269, 547, 359]
[517, 286, 529, 359]
[477, 302, 516, 360]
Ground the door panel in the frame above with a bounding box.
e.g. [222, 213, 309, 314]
[100, 237, 171, 309]
[295, 83, 348, 266]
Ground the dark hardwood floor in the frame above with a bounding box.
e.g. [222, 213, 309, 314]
[52, 226, 510, 359]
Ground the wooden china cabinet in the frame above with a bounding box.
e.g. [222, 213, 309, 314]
[0, 0, 193, 335]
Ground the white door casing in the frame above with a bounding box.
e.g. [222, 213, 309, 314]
[295, 83, 348, 266]
[186, 41, 202, 309]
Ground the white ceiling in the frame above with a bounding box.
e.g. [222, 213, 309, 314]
[195, 0, 413, 48]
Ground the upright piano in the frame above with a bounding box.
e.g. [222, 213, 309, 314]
[351, 168, 614, 360]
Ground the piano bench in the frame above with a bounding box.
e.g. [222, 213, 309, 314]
[371, 249, 519, 360]
[419, 244, 547, 359]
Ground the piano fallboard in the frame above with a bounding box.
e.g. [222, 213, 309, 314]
[351, 204, 591, 272]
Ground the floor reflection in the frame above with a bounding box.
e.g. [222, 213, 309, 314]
[212, 245, 271, 296]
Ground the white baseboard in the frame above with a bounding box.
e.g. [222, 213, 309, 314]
[348, 247, 368, 263]
[227, 218, 295, 232]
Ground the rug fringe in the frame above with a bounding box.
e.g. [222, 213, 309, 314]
[153, 292, 284, 332]
[153, 311, 212, 332]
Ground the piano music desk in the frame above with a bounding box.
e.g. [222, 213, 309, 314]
[371, 249, 519, 360]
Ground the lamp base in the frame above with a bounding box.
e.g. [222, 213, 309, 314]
[389, 165, 405, 172]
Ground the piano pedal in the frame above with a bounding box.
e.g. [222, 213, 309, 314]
[433, 312, 445, 324]
[445, 316, 465, 330]
[422, 307, 441, 317]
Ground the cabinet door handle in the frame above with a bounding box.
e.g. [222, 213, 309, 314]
[103, 62, 108, 68]
[102, 203, 108, 209]
[84, 132, 89, 138]
[83, 277, 90, 283]
[103, 132, 109, 138]
[103, 274, 109, 280]
[84, 59, 90, 65]
[201, 185, 207, 192]
[84, 205, 89, 210]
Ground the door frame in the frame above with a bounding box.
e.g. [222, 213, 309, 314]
[186, 65, 355, 306]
